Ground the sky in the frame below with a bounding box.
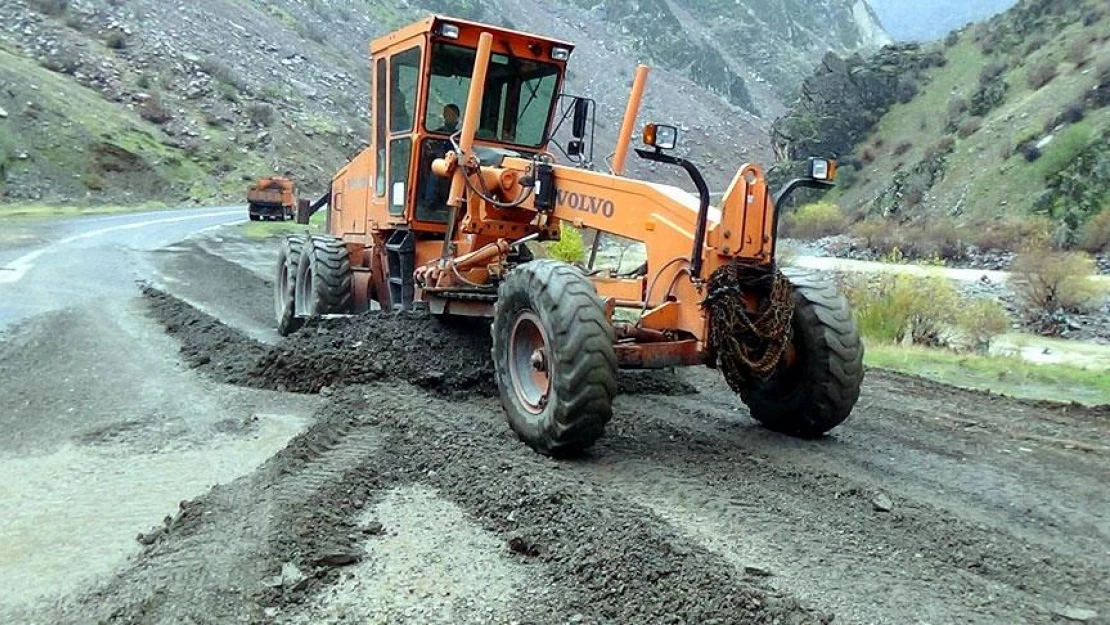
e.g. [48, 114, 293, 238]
[867, 0, 1020, 42]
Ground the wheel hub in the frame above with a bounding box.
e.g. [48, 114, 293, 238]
[509, 312, 552, 414]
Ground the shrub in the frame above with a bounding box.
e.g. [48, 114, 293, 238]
[957, 117, 983, 139]
[548, 224, 586, 263]
[81, 172, 105, 190]
[1027, 60, 1058, 90]
[781, 201, 847, 240]
[136, 74, 151, 89]
[29, 0, 68, 16]
[893, 142, 913, 157]
[860, 149, 875, 165]
[104, 31, 127, 50]
[1068, 33, 1095, 66]
[1021, 143, 1042, 162]
[948, 96, 969, 119]
[972, 215, 1051, 252]
[246, 102, 274, 126]
[850, 217, 896, 249]
[945, 31, 960, 47]
[925, 136, 956, 161]
[979, 60, 1008, 86]
[958, 298, 1011, 353]
[138, 95, 171, 124]
[840, 273, 960, 346]
[1036, 122, 1092, 179]
[1083, 10, 1103, 27]
[1079, 210, 1110, 253]
[1011, 249, 1101, 314]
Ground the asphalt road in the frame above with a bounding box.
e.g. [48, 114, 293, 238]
[0, 207, 245, 332]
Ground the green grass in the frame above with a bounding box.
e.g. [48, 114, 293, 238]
[865, 342, 1110, 406]
[0, 202, 171, 221]
[239, 209, 325, 239]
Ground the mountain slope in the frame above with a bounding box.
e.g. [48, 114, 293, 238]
[0, 0, 888, 206]
[773, 0, 1110, 254]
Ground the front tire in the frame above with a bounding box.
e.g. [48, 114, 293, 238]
[294, 235, 353, 318]
[274, 236, 305, 336]
[492, 260, 617, 457]
[740, 270, 864, 438]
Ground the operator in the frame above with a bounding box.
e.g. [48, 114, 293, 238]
[433, 103, 460, 134]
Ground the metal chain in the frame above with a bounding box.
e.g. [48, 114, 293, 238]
[702, 261, 795, 390]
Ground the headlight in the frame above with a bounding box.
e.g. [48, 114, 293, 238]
[807, 157, 838, 181]
[438, 23, 460, 39]
[643, 123, 678, 151]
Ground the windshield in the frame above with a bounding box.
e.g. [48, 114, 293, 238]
[424, 42, 561, 148]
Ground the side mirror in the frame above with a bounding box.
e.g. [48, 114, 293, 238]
[642, 123, 678, 151]
[572, 98, 590, 139]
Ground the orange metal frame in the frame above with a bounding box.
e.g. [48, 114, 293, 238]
[327, 16, 779, 367]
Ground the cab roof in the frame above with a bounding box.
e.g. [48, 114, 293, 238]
[370, 15, 575, 56]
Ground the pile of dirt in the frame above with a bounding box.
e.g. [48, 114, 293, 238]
[142, 285, 701, 398]
[256, 313, 496, 397]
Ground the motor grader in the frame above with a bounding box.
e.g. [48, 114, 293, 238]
[275, 16, 864, 456]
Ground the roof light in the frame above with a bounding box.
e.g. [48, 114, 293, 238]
[439, 23, 460, 39]
[551, 46, 570, 61]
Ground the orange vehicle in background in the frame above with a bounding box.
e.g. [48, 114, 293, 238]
[247, 175, 308, 221]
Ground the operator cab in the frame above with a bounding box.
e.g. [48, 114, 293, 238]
[370, 17, 573, 230]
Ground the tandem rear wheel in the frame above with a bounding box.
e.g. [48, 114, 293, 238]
[273, 234, 353, 334]
[492, 260, 618, 457]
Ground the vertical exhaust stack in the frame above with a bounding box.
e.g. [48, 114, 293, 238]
[610, 65, 650, 177]
[442, 31, 495, 261]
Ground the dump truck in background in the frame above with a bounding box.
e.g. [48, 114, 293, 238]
[247, 175, 308, 221]
[278, 15, 865, 457]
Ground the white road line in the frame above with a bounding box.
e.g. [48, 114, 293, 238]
[0, 210, 242, 285]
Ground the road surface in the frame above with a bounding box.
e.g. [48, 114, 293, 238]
[0, 211, 1106, 624]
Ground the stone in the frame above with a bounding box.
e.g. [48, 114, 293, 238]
[1057, 608, 1098, 622]
[872, 493, 894, 512]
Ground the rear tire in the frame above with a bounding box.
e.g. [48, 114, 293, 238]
[295, 235, 353, 317]
[492, 260, 617, 456]
[274, 236, 305, 336]
[740, 269, 864, 438]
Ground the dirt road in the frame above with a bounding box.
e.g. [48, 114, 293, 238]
[2, 224, 1108, 624]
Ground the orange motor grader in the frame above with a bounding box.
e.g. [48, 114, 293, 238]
[275, 16, 864, 456]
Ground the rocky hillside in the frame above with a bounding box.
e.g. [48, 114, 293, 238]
[0, 0, 889, 206]
[774, 0, 1110, 256]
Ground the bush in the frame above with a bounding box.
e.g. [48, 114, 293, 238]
[893, 142, 913, 157]
[29, 0, 68, 15]
[958, 297, 1011, 353]
[979, 60, 1008, 86]
[972, 215, 1051, 252]
[1011, 249, 1101, 314]
[840, 273, 960, 346]
[104, 31, 127, 50]
[1037, 121, 1092, 179]
[781, 201, 846, 240]
[1083, 10, 1103, 27]
[548, 223, 586, 263]
[246, 102, 274, 126]
[1021, 143, 1042, 162]
[81, 172, 105, 190]
[138, 95, 171, 124]
[957, 117, 983, 138]
[1027, 60, 1058, 90]
[1068, 33, 1095, 66]
[1079, 210, 1110, 253]
[925, 136, 956, 161]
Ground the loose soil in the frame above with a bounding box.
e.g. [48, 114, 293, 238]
[8, 232, 1109, 624]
